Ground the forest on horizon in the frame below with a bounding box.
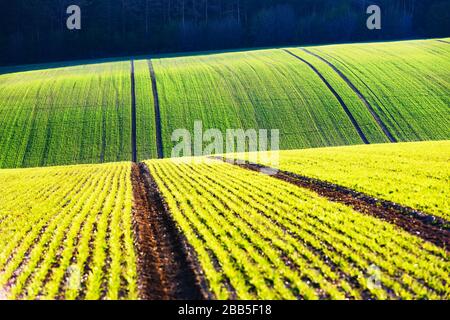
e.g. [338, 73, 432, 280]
[1, 0, 449, 66]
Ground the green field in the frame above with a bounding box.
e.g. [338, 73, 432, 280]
[0, 39, 449, 300]
[308, 40, 450, 141]
[134, 60, 157, 160]
[0, 39, 449, 168]
[0, 62, 133, 168]
[0, 141, 448, 300]
[285, 48, 390, 142]
[229, 141, 450, 220]
[151, 49, 375, 156]
[145, 157, 449, 300]
[0, 162, 138, 300]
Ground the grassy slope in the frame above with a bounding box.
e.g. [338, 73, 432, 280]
[230, 141, 450, 219]
[152, 49, 367, 156]
[0, 62, 132, 169]
[1, 39, 448, 168]
[0, 162, 138, 300]
[134, 60, 157, 160]
[287, 48, 389, 143]
[309, 40, 450, 142]
[146, 158, 449, 300]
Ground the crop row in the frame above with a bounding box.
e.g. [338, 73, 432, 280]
[0, 163, 138, 299]
[228, 140, 450, 220]
[145, 158, 449, 300]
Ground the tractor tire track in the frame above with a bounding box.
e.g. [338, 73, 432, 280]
[131, 163, 209, 300]
[437, 40, 450, 44]
[300, 48, 397, 143]
[283, 49, 370, 145]
[130, 60, 137, 163]
[216, 158, 450, 251]
[148, 60, 164, 159]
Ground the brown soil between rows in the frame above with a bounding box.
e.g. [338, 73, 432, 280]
[131, 163, 210, 300]
[220, 159, 450, 251]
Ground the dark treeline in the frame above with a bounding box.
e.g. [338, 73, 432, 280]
[1, 0, 449, 66]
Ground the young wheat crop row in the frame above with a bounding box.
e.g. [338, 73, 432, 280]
[229, 141, 450, 219]
[0, 162, 138, 300]
[145, 158, 450, 300]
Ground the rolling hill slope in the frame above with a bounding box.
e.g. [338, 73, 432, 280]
[133, 60, 157, 160]
[0, 142, 448, 299]
[0, 62, 133, 168]
[0, 38, 448, 300]
[150, 49, 382, 156]
[0, 39, 448, 168]
[228, 140, 450, 220]
[145, 156, 449, 300]
[308, 40, 450, 141]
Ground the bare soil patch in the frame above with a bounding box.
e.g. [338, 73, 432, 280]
[131, 163, 210, 300]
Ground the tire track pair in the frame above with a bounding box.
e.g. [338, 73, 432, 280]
[146, 159, 449, 299]
[130, 60, 164, 162]
[131, 162, 207, 300]
[283, 48, 397, 143]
